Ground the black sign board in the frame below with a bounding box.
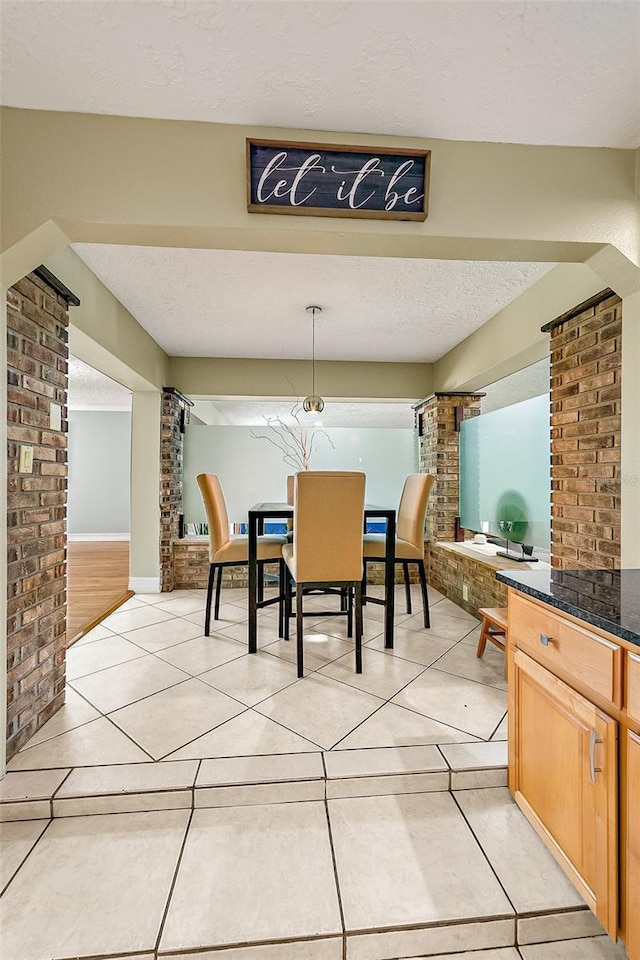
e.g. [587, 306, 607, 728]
[247, 139, 430, 221]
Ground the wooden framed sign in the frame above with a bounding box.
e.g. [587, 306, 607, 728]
[246, 139, 430, 221]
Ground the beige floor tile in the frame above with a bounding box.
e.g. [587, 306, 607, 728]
[65, 635, 146, 681]
[71, 623, 115, 646]
[164, 709, 319, 760]
[70, 654, 190, 713]
[262, 635, 354, 670]
[361, 601, 413, 626]
[402, 611, 479, 642]
[439, 740, 508, 772]
[153, 595, 206, 616]
[155, 633, 247, 674]
[318, 646, 426, 699]
[160, 803, 342, 951]
[461, 624, 483, 647]
[26, 688, 102, 746]
[347, 920, 515, 960]
[392, 669, 507, 740]
[109, 678, 245, 759]
[492, 712, 508, 740]
[329, 791, 512, 931]
[116, 596, 147, 612]
[0, 769, 70, 802]
[197, 752, 323, 787]
[451, 768, 508, 790]
[327, 771, 449, 800]
[161, 938, 342, 960]
[335, 702, 480, 750]
[199, 651, 300, 706]
[325, 744, 447, 779]
[315, 616, 383, 643]
[185, 602, 249, 628]
[57, 760, 199, 797]
[132, 592, 167, 604]
[520, 936, 629, 960]
[0, 810, 189, 960]
[102, 605, 176, 634]
[0, 819, 49, 891]
[432, 598, 480, 622]
[434, 640, 507, 690]
[255, 673, 384, 750]
[123, 616, 205, 653]
[8, 717, 151, 769]
[518, 908, 605, 945]
[412, 950, 520, 960]
[217, 617, 282, 647]
[455, 788, 585, 913]
[366, 626, 458, 666]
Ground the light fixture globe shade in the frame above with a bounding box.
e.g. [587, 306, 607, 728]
[303, 395, 325, 413]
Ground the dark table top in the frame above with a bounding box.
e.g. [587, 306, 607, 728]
[496, 568, 640, 647]
[248, 502, 394, 515]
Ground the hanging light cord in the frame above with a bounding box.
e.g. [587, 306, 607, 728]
[311, 307, 316, 395]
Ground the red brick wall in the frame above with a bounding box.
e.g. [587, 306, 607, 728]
[160, 389, 190, 592]
[6, 273, 69, 759]
[428, 543, 508, 616]
[550, 293, 621, 569]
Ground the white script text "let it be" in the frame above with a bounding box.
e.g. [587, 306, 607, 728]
[256, 152, 424, 211]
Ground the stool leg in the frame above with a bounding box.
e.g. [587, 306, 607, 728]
[403, 562, 412, 614]
[476, 617, 489, 658]
[296, 583, 304, 678]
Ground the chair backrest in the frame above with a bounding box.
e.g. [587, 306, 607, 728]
[286, 475, 295, 505]
[293, 471, 366, 583]
[396, 474, 435, 552]
[196, 474, 231, 559]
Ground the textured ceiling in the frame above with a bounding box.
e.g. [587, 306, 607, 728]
[72, 245, 555, 363]
[481, 358, 550, 414]
[68, 356, 132, 411]
[193, 399, 415, 429]
[1, 1, 638, 147]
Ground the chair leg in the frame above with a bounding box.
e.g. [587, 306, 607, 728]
[205, 564, 216, 636]
[278, 558, 285, 638]
[418, 560, 430, 628]
[284, 570, 291, 642]
[476, 617, 489, 658]
[340, 587, 348, 613]
[362, 560, 367, 605]
[347, 587, 353, 638]
[214, 564, 223, 621]
[354, 581, 363, 673]
[296, 583, 304, 678]
[403, 561, 412, 614]
[257, 561, 264, 604]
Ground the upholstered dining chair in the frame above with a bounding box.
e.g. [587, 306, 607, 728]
[362, 473, 435, 628]
[196, 473, 286, 636]
[283, 471, 366, 678]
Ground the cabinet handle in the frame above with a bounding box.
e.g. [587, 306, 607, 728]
[540, 634, 554, 646]
[589, 729, 603, 783]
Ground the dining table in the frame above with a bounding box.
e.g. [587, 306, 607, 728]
[247, 502, 397, 655]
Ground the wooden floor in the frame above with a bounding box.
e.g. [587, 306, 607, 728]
[67, 541, 132, 645]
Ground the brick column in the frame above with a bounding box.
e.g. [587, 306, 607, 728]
[547, 291, 622, 569]
[6, 270, 75, 759]
[160, 388, 191, 592]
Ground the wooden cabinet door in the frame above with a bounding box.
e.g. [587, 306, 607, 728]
[626, 730, 640, 960]
[509, 648, 618, 936]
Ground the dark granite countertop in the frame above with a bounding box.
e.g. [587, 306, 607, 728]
[495, 568, 640, 648]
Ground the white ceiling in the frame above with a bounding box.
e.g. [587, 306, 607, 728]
[72, 244, 555, 363]
[68, 356, 132, 411]
[193, 399, 415, 429]
[1, 2, 638, 148]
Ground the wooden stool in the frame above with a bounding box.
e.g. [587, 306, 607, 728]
[477, 607, 508, 675]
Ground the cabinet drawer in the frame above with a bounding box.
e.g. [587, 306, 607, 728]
[509, 593, 623, 706]
[628, 654, 640, 724]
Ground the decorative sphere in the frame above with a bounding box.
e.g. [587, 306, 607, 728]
[303, 395, 325, 413]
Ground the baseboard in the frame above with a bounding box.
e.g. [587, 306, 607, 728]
[68, 533, 130, 542]
[128, 576, 161, 593]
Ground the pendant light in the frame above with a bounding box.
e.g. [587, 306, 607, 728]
[303, 305, 324, 413]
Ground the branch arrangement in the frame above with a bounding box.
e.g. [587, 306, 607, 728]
[250, 402, 335, 471]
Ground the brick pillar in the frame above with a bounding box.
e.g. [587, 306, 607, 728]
[415, 393, 484, 542]
[6, 271, 73, 759]
[160, 388, 191, 592]
[548, 291, 622, 569]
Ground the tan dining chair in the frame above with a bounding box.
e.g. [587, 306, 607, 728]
[362, 473, 435, 628]
[283, 471, 366, 678]
[196, 473, 286, 635]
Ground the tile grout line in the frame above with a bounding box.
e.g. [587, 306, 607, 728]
[0, 815, 53, 897]
[321, 790, 348, 960]
[153, 807, 195, 957]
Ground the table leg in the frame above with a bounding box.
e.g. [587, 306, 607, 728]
[248, 511, 258, 654]
[384, 511, 395, 649]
